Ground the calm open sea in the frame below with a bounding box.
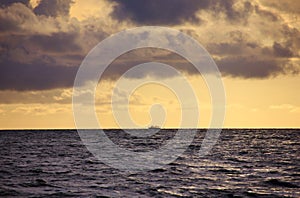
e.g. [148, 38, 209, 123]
[0, 129, 299, 197]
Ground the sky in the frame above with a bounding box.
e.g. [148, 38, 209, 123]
[0, 0, 299, 129]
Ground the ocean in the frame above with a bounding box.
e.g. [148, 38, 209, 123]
[0, 129, 299, 197]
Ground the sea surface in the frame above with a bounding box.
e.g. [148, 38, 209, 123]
[0, 129, 299, 197]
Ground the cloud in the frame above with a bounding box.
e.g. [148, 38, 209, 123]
[108, 0, 299, 79]
[270, 104, 300, 113]
[0, 3, 36, 33]
[216, 56, 285, 78]
[110, 0, 276, 25]
[0, 89, 72, 104]
[260, 0, 300, 14]
[0, 0, 29, 7]
[102, 48, 197, 80]
[273, 42, 294, 58]
[0, 3, 81, 35]
[110, 0, 208, 25]
[6, 103, 70, 115]
[0, 2, 111, 91]
[205, 31, 299, 78]
[0, 58, 78, 91]
[0, 0, 299, 91]
[33, 0, 74, 17]
[28, 32, 82, 53]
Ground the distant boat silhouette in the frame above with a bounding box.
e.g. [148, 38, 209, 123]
[148, 125, 160, 130]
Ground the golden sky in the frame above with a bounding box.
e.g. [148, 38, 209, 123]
[0, 0, 299, 129]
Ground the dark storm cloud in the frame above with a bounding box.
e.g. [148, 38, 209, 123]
[0, 13, 85, 90]
[29, 32, 82, 53]
[212, 0, 249, 22]
[215, 1, 278, 23]
[101, 48, 200, 80]
[0, 2, 103, 91]
[34, 0, 73, 17]
[207, 39, 295, 59]
[216, 57, 285, 78]
[273, 42, 294, 58]
[0, 0, 29, 7]
[0, 2, 35, 33]
[111, 0, 210, 25]
[0, 58, 78, 91]
[105, 47, 297, 80]
[204, 26, 299, 78]
[110, 0, 264, 25]
[0, 0, 299, 92]
[0, 16, 20, 32]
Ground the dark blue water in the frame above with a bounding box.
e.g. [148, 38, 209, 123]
[0, 129, 299, 197]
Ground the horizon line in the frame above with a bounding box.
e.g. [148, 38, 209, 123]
[0, 127, 299, 131]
